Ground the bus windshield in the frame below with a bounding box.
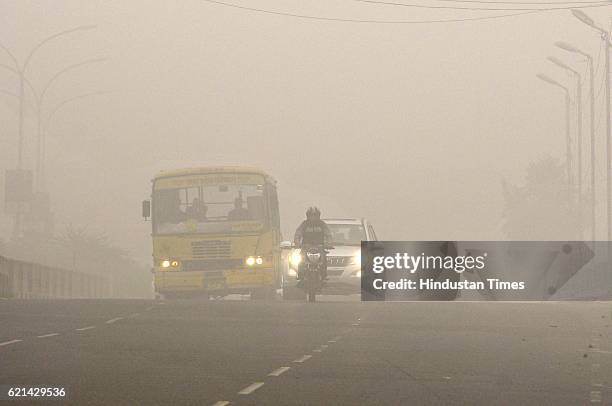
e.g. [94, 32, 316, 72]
[154, 183, 266, 234]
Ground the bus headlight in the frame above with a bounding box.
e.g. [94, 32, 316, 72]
[245, 256, 263, 267]
[160, 259, 179, 269]
[289, 249, 302, 267]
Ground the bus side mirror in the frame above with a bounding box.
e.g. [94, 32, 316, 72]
[142, 200, 151, 220]
[280, 240, 293, 250]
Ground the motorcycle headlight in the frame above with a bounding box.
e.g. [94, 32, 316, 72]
[289, 250, 302, 267]
[306, 252, 321, 263]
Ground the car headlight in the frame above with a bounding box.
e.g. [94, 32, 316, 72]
[350, 252, 361, 266]
[245, 256, 263, 267]
[289, 250, 302, 267]
[161, 260, 171, 268]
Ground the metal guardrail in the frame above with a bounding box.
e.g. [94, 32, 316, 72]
[0, 256, 110, 299]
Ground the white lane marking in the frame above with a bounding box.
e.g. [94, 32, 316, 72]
[590, 390, 602, 403]
[146, 306, 155, 311]
[321, 344, 328, 349]
[238, 382, 264, 395]
[211, 401, 230, 406]
[313, 349, 322, 353]
[592, 350, 612, 355]
[75, 326, 95, 331]
[105, 317, 123, 324]
[37, 333, 59, 338]
[592, 383, 603, 387]
[158, 302, 165, 305]
[352, 323, 359, 326]
[268, 367, 290, 377]
[328, 340, 336, 343]
[0, 339, 22, 346]
[293, 355, 312, 363]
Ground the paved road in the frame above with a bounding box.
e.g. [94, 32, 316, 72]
[0, 298, 610, 405]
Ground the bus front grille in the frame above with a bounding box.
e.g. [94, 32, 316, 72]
[191, 240, 231, 259]
[183, 259, 243, 272]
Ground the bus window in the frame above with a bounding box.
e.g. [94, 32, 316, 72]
[154, 183, 266, 234]
[246, 195, 265, 222]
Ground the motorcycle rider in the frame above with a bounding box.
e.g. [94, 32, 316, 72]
[294, 207, 333, 281]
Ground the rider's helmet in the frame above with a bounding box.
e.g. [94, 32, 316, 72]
[306, 206, 321, 220]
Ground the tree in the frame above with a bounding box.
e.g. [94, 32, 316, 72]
[54, 225, 151, 297]
[56, 224, 130, 271]
[502, 156, 582, 240]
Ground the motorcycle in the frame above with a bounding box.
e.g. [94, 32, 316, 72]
[298, 245, 328, 303]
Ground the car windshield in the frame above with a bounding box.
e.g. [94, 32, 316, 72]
[154, 183, 265, 234]
[327, 223, 366, 245]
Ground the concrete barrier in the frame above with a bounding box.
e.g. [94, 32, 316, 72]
[0, 256, 110, 299]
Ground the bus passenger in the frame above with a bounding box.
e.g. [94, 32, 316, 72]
[186, 198, 208, 221]
[228, 197, 250, 221]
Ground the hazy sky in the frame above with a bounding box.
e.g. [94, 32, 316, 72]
[1, 1, 611, 263]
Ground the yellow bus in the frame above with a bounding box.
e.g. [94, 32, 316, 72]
[142, 166, 282, 299]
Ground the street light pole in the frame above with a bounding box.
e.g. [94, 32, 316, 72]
[0, 26, 96, 170]
[39, 90, 111, 193]
[33, 57, 107, 192]
[571, 10, 611, 243]
[0, 25, 96, 240]
[537, 73, 573, 204]
[606, 32, 611, 242]
[548, 56, 583, 237]
[556, 42, 596, 242]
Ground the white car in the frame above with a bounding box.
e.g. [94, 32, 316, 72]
[282, 218, 378, 298]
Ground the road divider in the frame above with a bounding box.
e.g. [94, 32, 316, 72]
[0, 255, 110, 299]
